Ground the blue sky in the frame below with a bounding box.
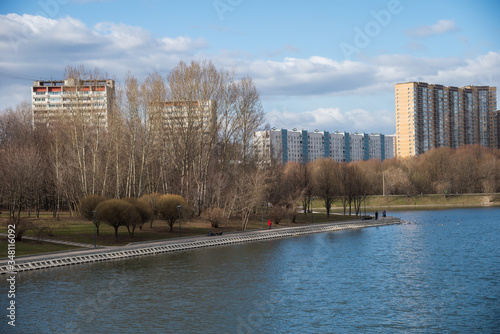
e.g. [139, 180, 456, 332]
[1, 0, 499, 134]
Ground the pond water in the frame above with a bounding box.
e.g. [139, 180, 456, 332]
[4, 207, 500, 333]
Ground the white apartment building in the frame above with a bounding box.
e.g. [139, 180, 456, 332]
[32, 78, 115, 127]
[254, 129, 395, 165]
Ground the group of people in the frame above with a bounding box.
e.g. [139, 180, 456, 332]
[374, 210, 387, 220]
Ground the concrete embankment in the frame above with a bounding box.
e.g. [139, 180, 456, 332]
[0, 218, 402, 274]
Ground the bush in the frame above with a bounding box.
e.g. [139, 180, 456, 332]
[79, 195, 108, 220]
[156, 194, 189, 232]
[79, 195, 108, 236]
[34, 224, 53, 243]
[270, 205, 288, 225]
[203, 207, 225, 228]
[6, 218, 34, 241]
[123, 197, 154, 230]
[95, 199, 141, 239]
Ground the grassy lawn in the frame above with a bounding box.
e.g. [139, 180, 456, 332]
[364, 193, 500, 209]
[311, 193, 500, 212]
[0, 238, 81, 258]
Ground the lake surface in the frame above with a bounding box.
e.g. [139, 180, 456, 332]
[4, 207, 500, 333]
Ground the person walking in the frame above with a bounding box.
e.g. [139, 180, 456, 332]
[375, 211, 379, 220]
[268, 219, 272, 229]
[383, 209, 386, 218]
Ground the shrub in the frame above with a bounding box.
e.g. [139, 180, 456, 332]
[123, 197, 154, 230]
[270, 205, 288, 225]
[95, 199, 141, 239]
[203, 207, 225, 228]
[34, 223, 53, 243]
[156, 194, 189, 232]
[6, 218, 34, 241]
[79, 195, 108, 236]
[79, 195, 108, 220]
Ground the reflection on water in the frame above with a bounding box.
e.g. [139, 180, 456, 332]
[8, 207, 500, 333]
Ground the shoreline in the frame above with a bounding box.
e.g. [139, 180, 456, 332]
[0, 218, 402, 274]
[331, 203, 500, 211]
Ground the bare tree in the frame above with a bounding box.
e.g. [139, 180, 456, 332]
[164, 61, 265, 215]
[312, 159, 339, 218]
[345, 163, 369, 216]
[234, 169, 268, 231]
[267, 163, 304, 224]
[234, 76, 265, 165]
[140, 192, 162, 227]
[64, 65, 110, 198]
[0, 144, 43, 221]
[300, 162, 314, 215]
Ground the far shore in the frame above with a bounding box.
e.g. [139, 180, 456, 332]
[326, 193, 500, 212]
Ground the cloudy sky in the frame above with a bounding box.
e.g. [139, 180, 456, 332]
[1, 0, 499, 135]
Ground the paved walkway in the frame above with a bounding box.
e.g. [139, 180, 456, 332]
[0, 233, 98, 248]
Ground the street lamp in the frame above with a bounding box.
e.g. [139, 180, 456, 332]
[358, 196, 361, 219]
[311, 203, 314, 225]
[92, 210, 97, 248]
[177, 205, 182, 238]
[364, 196, 367, 218]
[261, 201, 266, 230]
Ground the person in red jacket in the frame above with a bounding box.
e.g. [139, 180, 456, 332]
[268, 219, 272, 229]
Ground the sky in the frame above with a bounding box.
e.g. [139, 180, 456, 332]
[1, 0, 499, 135]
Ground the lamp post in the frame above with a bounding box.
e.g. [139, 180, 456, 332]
[261, 201, 265, 230]
[92, 210, 97, 248]
[177, 205, 182, 238]
[358, 196, 361, 219]
[364, 196, 367, 218]
[311, 203, 314, 225]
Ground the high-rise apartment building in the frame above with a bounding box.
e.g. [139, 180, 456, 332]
[32, 78, 115, 127]
[253, 129, 394, 165]
[395, 82, 497, 158]
[149, 100, 216, 133]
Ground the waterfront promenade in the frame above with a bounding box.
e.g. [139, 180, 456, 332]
[1, 217, 402, 274]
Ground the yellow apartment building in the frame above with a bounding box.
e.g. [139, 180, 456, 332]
[395, 82, 497, 158]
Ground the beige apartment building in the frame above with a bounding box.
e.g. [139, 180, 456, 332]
[395, 82, 497, 158]
[32, 78, 115, 127]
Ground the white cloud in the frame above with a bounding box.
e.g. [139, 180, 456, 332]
[246, 56, 376, 96]
[160, 36, 208, 53]
[0, 14, 498, 135]
[241, 51, 500, 99]
[94, 22, 153, 50]
[266, 107, 395, 134]
[0, 14, 208, 78]
[406, 19, 460, 38]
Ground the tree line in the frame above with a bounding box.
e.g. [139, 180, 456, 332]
[0, 61, 265, 230]
[264, 145, 500, 222]
[1, 60, 499, 231]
